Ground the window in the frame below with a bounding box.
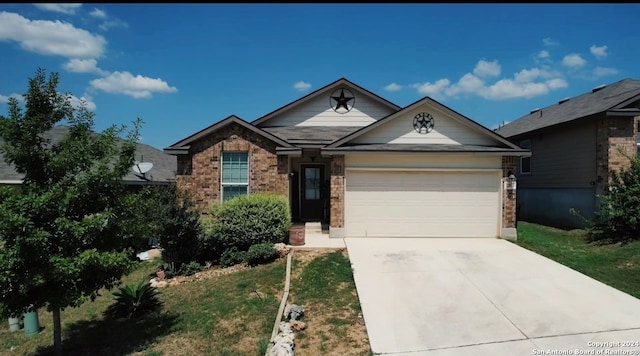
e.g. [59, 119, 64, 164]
[221, 152, 248, 201]
[520, 139, 531, 174]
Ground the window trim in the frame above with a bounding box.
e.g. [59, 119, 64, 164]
[221, 151, 249, 202]
[520, 139, 531, 175]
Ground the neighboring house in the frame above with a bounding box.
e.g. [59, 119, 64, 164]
[164, 78, 529, 239]
[0, 125, 177, 187]
[495, 78, 640, 229]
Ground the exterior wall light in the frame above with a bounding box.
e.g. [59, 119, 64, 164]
[506, 172, 517, 197]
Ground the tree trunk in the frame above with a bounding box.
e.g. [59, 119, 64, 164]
[53, 307, 63, 356]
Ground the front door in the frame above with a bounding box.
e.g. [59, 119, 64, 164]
[301, 164, 324, 221]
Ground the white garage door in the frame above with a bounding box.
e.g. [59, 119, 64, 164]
[345, 170, 501, 237]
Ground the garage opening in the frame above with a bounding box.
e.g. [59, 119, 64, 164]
[345, 170, 501, 237]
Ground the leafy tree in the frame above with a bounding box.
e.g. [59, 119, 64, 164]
[0, 68, 142, 355]
[152, 184, 203, 274]
[572, 150, 640, 243]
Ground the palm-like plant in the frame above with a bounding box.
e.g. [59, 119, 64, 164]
[105, 281, 162, 319]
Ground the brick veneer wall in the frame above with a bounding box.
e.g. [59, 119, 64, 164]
[502, 156, 518, 228]
[175, 123, 288, 212]
[596, 116, 637, 189]
[329, 155, 345, 228]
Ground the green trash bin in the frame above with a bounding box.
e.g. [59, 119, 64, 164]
[23, 308, 40, 337]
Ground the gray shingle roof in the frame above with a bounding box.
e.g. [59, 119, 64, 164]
[261, 126, 362, 145]
[0, 125, 176, 184]
[495, 78, 640, 138]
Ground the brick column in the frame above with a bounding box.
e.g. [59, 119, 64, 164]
[596, 117, 637, 191]
[502, 156, 517, 240]
[329, 155, 345, 238]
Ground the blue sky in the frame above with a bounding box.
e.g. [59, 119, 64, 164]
[1, 4, 638, 150]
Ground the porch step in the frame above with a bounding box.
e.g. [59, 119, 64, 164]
[304, 222, 325, 234]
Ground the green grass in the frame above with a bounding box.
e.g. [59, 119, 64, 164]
[0, 250, 371, 355]
[515, 221, 640, 299]
[289, 250, 371, 355]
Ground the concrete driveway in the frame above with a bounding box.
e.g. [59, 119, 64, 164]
[345, 237, 640, 355]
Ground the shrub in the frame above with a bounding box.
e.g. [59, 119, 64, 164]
[246, 243, 279, 267]
[202, 193, 291, 261]
[152, 184, 203, 273]
[219, 248, 247, 268]
[104, 281, 162, 319]
[573, 151, 640, 243]
[178, 261, 203, 276]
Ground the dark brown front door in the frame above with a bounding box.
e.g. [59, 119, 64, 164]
[301, 164, 324, 221]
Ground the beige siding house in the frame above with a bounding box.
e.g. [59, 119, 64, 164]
[496, 78, 640, 228]
[165, 78, 529, 239]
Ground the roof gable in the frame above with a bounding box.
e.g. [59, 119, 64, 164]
[164, 115, 294, 153]
[252, 78, 401, 127]
[327, 97, 520, 150]
[496, 78, 640, 138]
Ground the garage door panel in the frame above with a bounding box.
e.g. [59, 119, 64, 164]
[345, 171, 500, 238]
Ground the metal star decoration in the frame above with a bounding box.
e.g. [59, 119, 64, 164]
[331, 88, 354, 113]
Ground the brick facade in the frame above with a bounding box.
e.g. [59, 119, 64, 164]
[502, 156, 518, 229]
[175, 123, 288, 212]
[329, 155, 345, 228]
[596, 116, 638, 190]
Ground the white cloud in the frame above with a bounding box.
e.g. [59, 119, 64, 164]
[546, 78, 568, 89]
[99, 18, 129, 31]
[537, 50, 550, 59]
[384, 83, 402, 91]
[445, 73, 484, 96]
[593, 66, 619, 77]
[88, 8, 128, 31]
[514, 68, 558, 83]
[563, 54, 587, 67]
[90, 71, 178, 99]
[68, 94, 96, 111]
[412, 79, 451, 97]
[0, 93, 24, 104]
[63, 58, 110, 76]
[0, 11, 106, 59]
[482, 79, 550, 100]
[90, 8, 107, 19]
[33, 4, 81, 15]
[473, 60, 501, 77]
[543, 37, 559, 46]
[590, 45, 608, 59]
[293, 81, 311, 91]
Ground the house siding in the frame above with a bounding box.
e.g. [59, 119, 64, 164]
[515, 116, 637, 229]
[352, 106, 497, 146]
[264, 89, 393, 127]
[175, 123, 288, 212]
[517, 121, 597, 189]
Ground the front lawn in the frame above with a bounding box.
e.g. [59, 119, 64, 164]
[515, 221, 640, 299]
[0, 249, 370, 355]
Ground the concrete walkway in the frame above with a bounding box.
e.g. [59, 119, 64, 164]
[345, 237, 640, 355]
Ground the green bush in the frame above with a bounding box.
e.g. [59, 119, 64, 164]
[104, 281, 162, 319]
[573, 151, 640, 243]
[245, 243, 279, 267]
[202, 193, 291, 261]
[219, 248, 247, 268]
[178, 261, 203, 276]
[151, 184, 203, 273]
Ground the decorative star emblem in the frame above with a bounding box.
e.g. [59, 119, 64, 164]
[330, 88, 355, 114]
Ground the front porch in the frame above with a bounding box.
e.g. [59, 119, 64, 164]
[288, 221, 346, 249]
